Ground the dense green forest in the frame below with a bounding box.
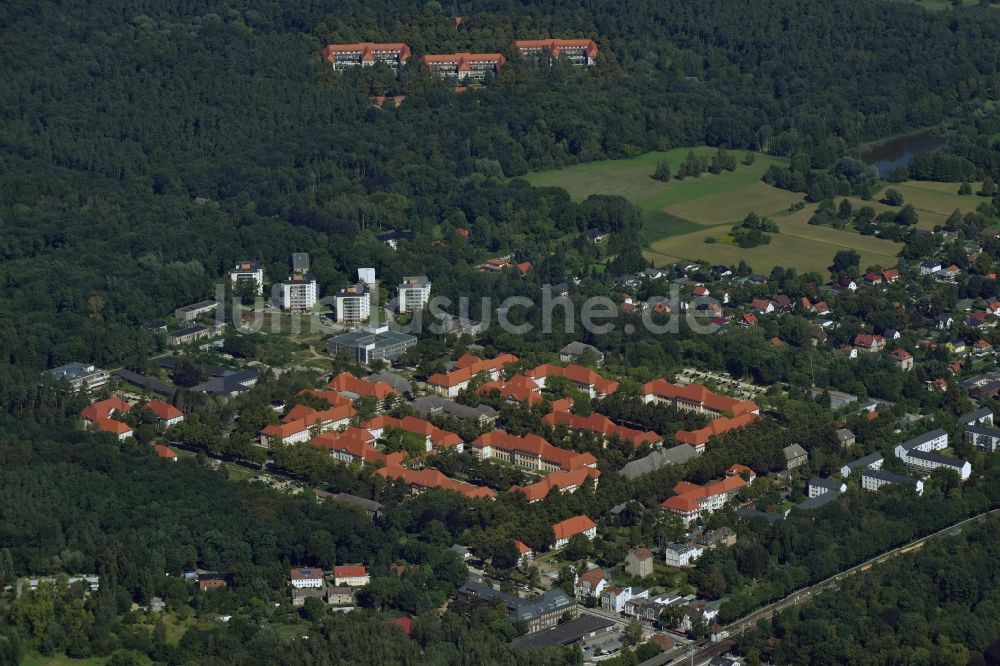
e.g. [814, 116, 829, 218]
[3, 0, 1000, 406]
[3, 0, 1000, 662]
[735, 516, 1000, 665]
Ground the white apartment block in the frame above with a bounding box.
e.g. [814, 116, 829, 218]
[230, 261, 265, 296]
[335, 284, 371, 323]
[860, 470, 924, 495]
[398, 276, 431, 313]
[281, 274, 318, 311]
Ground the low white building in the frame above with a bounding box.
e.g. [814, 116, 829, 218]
[860, 470, 924, 495]
[807, 476, 846, 499]
[839, 452, 884, 478]
[289, 567, 325, 589]
[398, 276, 431, 313]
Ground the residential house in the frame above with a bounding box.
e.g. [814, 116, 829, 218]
[476, 374, 543, 405]
[835, 428, 856, 448]
[625, 548, 654, 578]
[807, 476, 846, 498]
[853, 334, 885, 353]
[585, 227, 609, 243]
[574, 568, 607, 601]
[783, 443, 808, 469]
[153, 444, 178, 461]
[920, 259, 942, 275]
[551, 515, 597, 550]
[890, 349, 914, 371]
[663, 542, 704, 567]
[333, 565, 370, 587]
[411, 395, 498, 426]
[840, 452, 884, 478]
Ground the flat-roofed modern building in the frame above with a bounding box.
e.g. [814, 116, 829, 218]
[230, 261, 264, 296]
[322, 43, 412, 69]
[174, 300, 219, 322]
[327, 325, 417, 365]
[281, 273, 318, 311]
[334, 284, 371, 323]
[43, 362, 110, 391]
[398, 276, 431, 313]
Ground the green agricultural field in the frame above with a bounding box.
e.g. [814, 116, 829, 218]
[524, 147, 801, 241]
[527, 149, 986, 276]
[875, 181, 989, 230]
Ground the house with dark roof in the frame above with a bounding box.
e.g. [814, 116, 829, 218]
[840, 452, 883, 478]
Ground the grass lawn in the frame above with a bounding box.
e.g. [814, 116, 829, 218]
[875, 181, 989, 230]
[525, 146, 800, 230]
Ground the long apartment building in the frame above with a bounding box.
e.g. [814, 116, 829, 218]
[335, 284, 371, 323]
[661, 475, 747, 525]
[310, 427, 404, 468]
[261, 402, 356, 446]
[428, 353, 519, 397]
[470, 429, 597, 473]
[894, 429, 971, 480]
[322, 43, 412, 69]
[642, 380, 759, 418]
[376, 465, 496, 500]
[542, 410, 660, 448]
[527, 363, 619, 399]
[511, 39, 599, 66]
[509, 467, 601, 503]
[362, 415, 463, 453]
[421, 52, 505, 80]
